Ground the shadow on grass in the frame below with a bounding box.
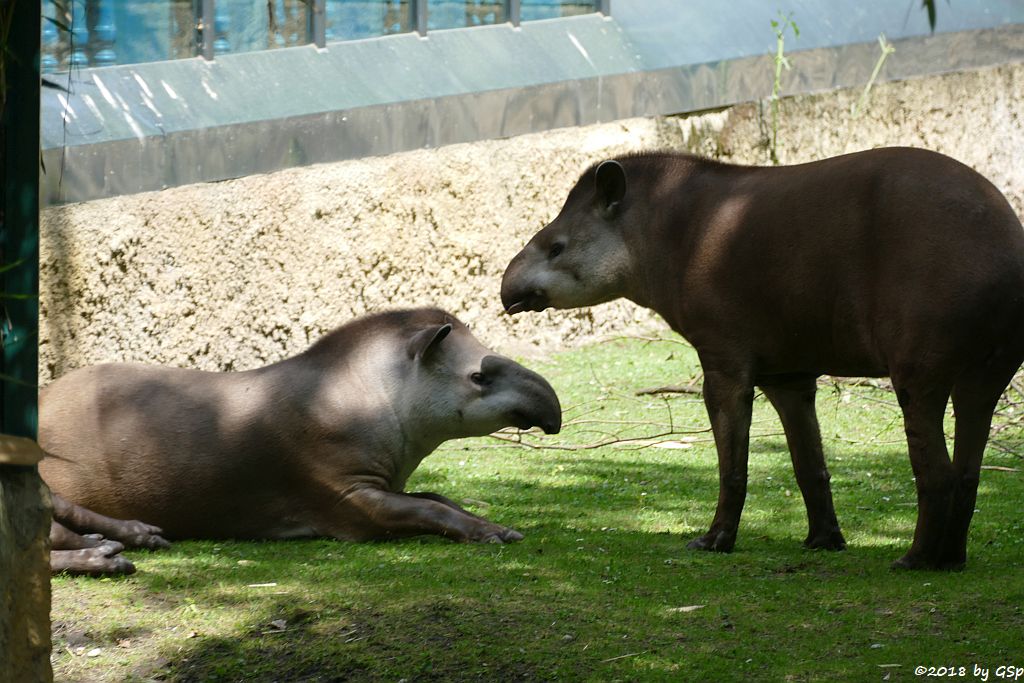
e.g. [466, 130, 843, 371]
[114, 448, 955, 682]
[51, 434, 1024, 682]
[138, 524, 967, 683]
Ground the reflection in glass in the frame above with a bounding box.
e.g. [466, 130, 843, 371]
[428, 0, 504, 31]
[42, 0, 198, 70]
[521, 0, 595, 22]
[325, 1, 412, 42]
[38, 0, 600, 69]
[212, 0, 309, 55]
[39, 0, 316, 68]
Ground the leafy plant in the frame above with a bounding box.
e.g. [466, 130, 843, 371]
[921, 0, 949, 32]
[850, 34, 896, 120]
[923, 0, 937, 29]
[767, 12, 798, 165]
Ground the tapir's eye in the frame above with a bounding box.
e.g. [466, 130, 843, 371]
[548, 242, 565, 259]
[470, 372, 491, 387]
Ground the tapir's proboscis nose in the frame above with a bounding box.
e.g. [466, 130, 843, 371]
[482, 355, 562, 434]
[500, 251, 549, 315]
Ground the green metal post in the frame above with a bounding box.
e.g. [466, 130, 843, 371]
[1, 0, 42, 439]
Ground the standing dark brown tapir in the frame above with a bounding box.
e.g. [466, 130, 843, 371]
[501, 148, 1024, 570]
[39, 308, 561, 561]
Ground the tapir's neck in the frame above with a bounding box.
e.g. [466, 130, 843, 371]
[619, 218, 676, 313]
[389, 433, 443, 492]
[618, 158, 753, 327]
[621, 240, 655, 311]
[278, 340, 444, 491]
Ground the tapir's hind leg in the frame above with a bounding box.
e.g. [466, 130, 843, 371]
[49, 495, 168, 575]
[51, 493, 170, 550]
[50, 520, 105, 550]
[890, 370, 956, 570]
[761, 377, 845, 550]
[50, 522, 136, 576]
[51, 544, 136, 576]
[942, 354, 1023, 568]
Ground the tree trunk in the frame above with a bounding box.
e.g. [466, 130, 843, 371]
[0, 439, 52, 682]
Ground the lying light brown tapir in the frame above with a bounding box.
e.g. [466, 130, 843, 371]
[501, 147, 1024, 570]
[40, 308, 561, 574]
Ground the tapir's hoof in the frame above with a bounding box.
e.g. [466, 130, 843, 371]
[491, 528, 524, 544]
[117, 521, 172, 550]
[687, 530, 736, 553]
[51, 541, 137, 577]
[804, 529, 846, 551]
[503, 529, 525, 543]
[477, 527, 524, 544]
[891, 550, 965, 572]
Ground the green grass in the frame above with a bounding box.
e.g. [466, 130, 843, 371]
[50, 335, 1024, 682]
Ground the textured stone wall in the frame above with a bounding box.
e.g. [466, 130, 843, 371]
[679, 62, 1024, 218]
[39, 62, 1024, 381]
[0, 468, 53, 683]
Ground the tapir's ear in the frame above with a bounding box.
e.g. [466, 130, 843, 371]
[408, 323, 453, 361]
[595, 160, 626, 214]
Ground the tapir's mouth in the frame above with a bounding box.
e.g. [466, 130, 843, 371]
[504, 291, 549, 315]
[510, 410, 561, 435]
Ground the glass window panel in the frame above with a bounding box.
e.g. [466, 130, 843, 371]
[325, 1, 412, 42]
[428, 0, 505, 31]
[39, 0, 599, 71]
[41, 0, 315, 68]
[42, 0, 197, 70]
[521, 0, 595, 22]
[214, 0, 309, 55]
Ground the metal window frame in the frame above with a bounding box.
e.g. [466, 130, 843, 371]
[200, 0, 215, 59]
[39, 2, 1024, 206]
[196, 0, 605, 56]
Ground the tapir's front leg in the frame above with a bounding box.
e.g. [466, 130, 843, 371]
[339, 487, 524, 543]
[407, 492, 511, 527]
[687, 367, 754, 553]
[760, 377, 846, 550]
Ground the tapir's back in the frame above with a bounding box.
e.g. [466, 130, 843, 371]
[853, 149, 1024, 362]
[38, 362, 307, 536]
[654, 148, 1024, 377]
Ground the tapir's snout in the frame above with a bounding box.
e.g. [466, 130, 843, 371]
[502, 290, 549, 316]
[482, 355, 562, 434]
[500, 251, 550, 315]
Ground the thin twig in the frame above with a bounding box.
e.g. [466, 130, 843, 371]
[635, 384, 702, 396]
[485, 428, 710, 452]
[600, 650, 649, 664]
[598, 334, 691, 348]
[562, 419, 678, 429]
[483, 429, 797, 453]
